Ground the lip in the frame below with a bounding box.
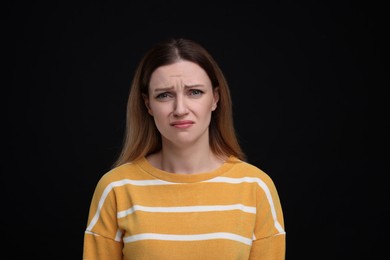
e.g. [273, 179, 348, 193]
[170, 120, 194, 129]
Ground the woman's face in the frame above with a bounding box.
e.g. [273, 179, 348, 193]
[145, 60, 219, 148]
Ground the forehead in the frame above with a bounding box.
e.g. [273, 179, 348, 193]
[149, 60, 211, 87]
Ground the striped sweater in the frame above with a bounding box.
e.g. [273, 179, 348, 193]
[83, 156, 286, 259]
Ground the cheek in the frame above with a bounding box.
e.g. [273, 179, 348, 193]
[150, 103, 169, 118]
[195, 102, 214, 117]
[205, 98, 217, 111]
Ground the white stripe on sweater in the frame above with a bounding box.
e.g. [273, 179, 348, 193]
[86, 176, 285, 240]
[117, 204, 256, 218]
[86, 179, 178, 233]
[204, 177, 285, 234]
[123, 232, 253, 245]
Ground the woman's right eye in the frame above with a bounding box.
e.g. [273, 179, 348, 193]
[156, 92, 171, 100]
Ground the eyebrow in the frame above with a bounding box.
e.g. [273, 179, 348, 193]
[153, 84, 205, 92]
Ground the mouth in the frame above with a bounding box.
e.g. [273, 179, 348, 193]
[170, 120, 194, 129]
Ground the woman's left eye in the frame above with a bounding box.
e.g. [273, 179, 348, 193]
[189, 89, 204, 96]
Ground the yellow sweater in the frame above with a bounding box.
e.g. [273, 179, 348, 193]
[83, 156, 286, 259]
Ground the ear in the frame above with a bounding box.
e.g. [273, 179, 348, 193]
[142, 94, 153, 116]
[212, 87, 220, 111]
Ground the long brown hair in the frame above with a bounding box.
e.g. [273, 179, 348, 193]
[113, 38, 245, 167]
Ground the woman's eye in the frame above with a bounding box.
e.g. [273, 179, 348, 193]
[189, 89, 204, 96]
[156, 92, 170, 100]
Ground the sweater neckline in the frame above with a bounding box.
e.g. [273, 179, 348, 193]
[135, 156, 239, 183]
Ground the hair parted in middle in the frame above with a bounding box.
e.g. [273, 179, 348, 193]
[113, 38, 245, 168]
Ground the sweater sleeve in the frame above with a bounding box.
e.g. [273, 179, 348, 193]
[249, 173, 286, 259]
[249, 233, 286, 259]
[83, 174, 124, 260]
[83, 232, 123, 260]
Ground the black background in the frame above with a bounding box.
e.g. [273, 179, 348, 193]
[5, 1, 389, 259]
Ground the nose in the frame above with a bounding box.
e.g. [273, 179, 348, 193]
[173, 95, 189, 117]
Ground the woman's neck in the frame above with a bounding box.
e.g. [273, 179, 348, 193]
[147, 148, 225, 174]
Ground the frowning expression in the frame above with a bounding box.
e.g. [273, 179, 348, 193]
[145, 60, 219, 148]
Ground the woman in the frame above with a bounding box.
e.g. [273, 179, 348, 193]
[83, 38, 286, 259]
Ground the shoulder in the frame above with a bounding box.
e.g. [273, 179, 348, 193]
[228, 158, 277, 187]
[94, 158, 150, 189]
[227, 159, 284, 206]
